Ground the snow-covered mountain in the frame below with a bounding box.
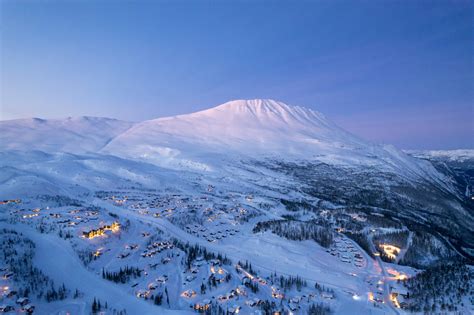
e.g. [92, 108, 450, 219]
[0, 99, 472, 244]
[1, 99, 473, 315]
[100, 100, 444, 184]
[104, 99, 365, 157]
[1, 99, 451, 188]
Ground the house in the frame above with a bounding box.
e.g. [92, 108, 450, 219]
[16, 297, 29, 306]
[256, 277, 267, 285]
[210, 267, 228, 282]
[392, 287, 409, 299]
[22, 304, 35, 314]
[0, 305, 14, 312]
[181, 289, 196, 298]
[3, 272, 13, 280]
[228, 305, 241, 314]
[117, 252, 130, 259]
[246, 298, 261, 307]
[194, 299, 211, 311]
[322, 292, 335, 300]
[136, 290, 150, 298]
[289, 303, 299, 312]
[241, 276, 251, 285]
[148, 282, 158, 290]
[156, 275, 168, 283]
[235, 285, 246, 296]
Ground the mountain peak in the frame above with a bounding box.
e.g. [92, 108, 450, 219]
[176, 99, 330, 131]
[205, 99, 323, 117]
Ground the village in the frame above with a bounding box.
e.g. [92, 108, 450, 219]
[0, 183, 428, 315]
[0, 192, 340, 314]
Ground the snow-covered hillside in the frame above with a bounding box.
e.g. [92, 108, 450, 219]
[0, 99, 472, 315]
[407, 149, 474, 162]
[0, 116, 134, 154]
[98, 100, 448, 188]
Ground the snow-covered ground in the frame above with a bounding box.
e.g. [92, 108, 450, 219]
[0, 99, 471, 314]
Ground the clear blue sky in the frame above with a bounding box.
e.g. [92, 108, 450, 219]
[1, 0, 472, 149]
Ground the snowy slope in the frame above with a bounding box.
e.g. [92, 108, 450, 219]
[0, 116, 134, 154]
[0, 99, 454, 191]
[103, 99, 366, 158]
[102, 99, 450, 189]
[407, 149, 474, 162]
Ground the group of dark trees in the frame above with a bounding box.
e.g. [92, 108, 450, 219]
[403, 261, 472, 313]
[399, 231, 454, 268]
[91, 297, 128, 315]
[280, 198, 316, 212]
[102, 266, 142, 284]
[173, 240, 231, 268]
[253, 219, 334, 248]
[45, 283, 69, 302]
[268, 272, 308, 292]
[37, 194, 82, 207]
[314, 282, 335, 295]
[0, 229, 79, 303]
[308, 303, 332, 315]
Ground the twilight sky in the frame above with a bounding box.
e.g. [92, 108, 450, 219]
[1, 0, 472, 149]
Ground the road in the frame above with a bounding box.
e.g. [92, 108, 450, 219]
[367, 234, 401, 315]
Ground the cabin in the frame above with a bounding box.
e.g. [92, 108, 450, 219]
[156, 275, 168, 283]
[22, 304, 35, 314]
[0, 305, 14, 312]
[246, 298, 261, 307]
[16, 297, 29, 306]
[322, 292, 335, 300]
[194, 299, 211, 311]
[181, 289, 196, 298]
[235, 285, 246, 296]
[228, 305, 241, 314]
[117, 252, 130, 259]
[289, 303, 299, 312]
[241, 276, 251, 285]
[392, 287, 409, 299]
[136, 290, 150, 298]
[3, 272, 13, 280]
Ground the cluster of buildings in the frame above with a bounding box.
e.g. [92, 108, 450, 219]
[82, 221, 120, 239]
[0, 199, 21, 205]
[185, 223, 239, 243]
[328, 236, 365, 267]
[141, 241, 174, 258]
